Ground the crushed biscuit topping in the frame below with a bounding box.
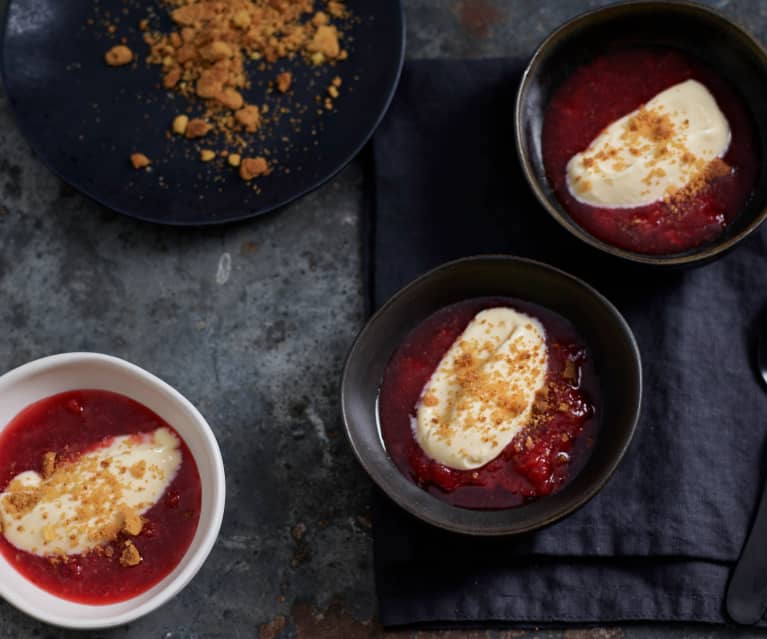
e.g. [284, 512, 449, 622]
[102, 0, 352, 181]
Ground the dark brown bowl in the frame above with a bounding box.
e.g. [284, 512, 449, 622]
[515, 0, 767, 267]
[340, 255, 642, 535]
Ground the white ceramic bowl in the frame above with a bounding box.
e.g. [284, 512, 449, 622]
[0, 353, 226, 629]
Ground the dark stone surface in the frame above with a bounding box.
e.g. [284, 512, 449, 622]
[0, 0, 765, 637]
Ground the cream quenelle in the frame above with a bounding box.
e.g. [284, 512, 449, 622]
[415, 308, 548, 470]
[566, 79, 731, 208]
[0, 428, 181, 557]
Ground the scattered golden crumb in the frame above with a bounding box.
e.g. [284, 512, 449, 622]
[276, 71, 293, 93]
[184, 118, 211, 138]
[42, 452, 57, 479]
[421, 393, 438, 407]
[120, 541, 142, 567]
[239, 156, 269, 181]
[104, 45, 133, 66]
[121, 507, 143, 536]
[234, 105, 260, 133]
[312, 11, 329, 26]
[172, 114, 189, 135]
[200, 149, 216, 162]
[328, 1, 346, 18]
[129, 460, 146, 479]
[228, 153, 241, 167]
[307, 25, 341, 59]
[130, 153, 151, 169]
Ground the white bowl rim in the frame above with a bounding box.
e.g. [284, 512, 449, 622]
[0, 352, 226, 629]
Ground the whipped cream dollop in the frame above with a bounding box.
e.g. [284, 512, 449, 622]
[566, 79, 731, 208]
[0, 427, 181, 557]
[415, 308, 548, 470]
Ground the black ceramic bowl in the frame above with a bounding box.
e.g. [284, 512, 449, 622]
[341, 256, 642, 535]
[516, 0, 767, 267]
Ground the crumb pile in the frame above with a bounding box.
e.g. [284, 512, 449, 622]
[104, 0, 351, 182]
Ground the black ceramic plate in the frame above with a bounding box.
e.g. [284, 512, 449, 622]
[516, 1, 767, 266]
[1, 0, 404, 225]
[341, 255, 642, 536]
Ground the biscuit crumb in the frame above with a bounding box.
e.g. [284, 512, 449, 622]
[276, 72, 293, 93]
[129, 460, 146, 479]
[42, 452, 56, 479]
[42, 525, 56, 543]
[239, 157, 269, 181]
[228, 153, 241, 167]
[121, 507, 143, 536]
[307, 25, 340, 58]
[120, 540, 142, 567]
[184, 118, 211, 139]
[328, 1, 346, 18]
[234, 105, 261, 133]
[172, 114, 189, 135]
[200, 149, 216, 162]
[104, 45, 133, 66]
[130, 153, 151, 169]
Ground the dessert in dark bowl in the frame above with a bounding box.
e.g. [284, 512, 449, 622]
[341, 256, 641, 535]
[516, 1, 767, 266]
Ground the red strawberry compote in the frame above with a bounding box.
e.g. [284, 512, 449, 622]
[0, 390, 201, 604]
[542, 47, 758, 254]
[378, 298, 599, 510]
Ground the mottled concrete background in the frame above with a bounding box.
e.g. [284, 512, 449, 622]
[0, 0, 765, 637]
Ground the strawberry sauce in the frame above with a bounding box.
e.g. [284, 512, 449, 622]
[378, 299, 599, 510]
[0, 390, 201, 604]
[542, 47, 758, 254]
